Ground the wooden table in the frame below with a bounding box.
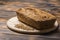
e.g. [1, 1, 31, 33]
[0, 0, 60, 40]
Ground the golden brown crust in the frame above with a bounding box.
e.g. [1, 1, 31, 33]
[16, 7, 56, 30]
[17, 7, 56, 21]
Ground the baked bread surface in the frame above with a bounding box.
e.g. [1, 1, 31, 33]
[16, 7, 56, 30]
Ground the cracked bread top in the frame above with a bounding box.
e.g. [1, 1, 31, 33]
[16, 7, 56, 21]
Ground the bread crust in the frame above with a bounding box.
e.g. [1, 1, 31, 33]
[16, 7, 56, 30]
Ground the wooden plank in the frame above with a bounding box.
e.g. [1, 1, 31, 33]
[0, 0, 60, 40]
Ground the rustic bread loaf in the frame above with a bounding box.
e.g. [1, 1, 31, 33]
[16, 7, 56, 30]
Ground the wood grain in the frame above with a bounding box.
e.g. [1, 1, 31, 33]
[0, 0, 60, 40]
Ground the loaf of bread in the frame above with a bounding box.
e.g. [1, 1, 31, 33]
[16, 7, 56, 30]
